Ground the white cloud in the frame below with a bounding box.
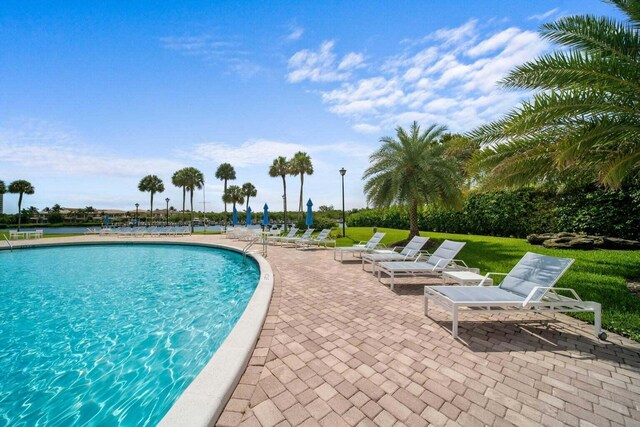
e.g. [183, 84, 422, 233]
[160, 33, 260, 78]
[286, 26, 304, 41]
[190, 139, 306, 167]
[352, 123, 381, 134]
[338, 52, 365, 71]
[528, 8, 559, 21]
[287, 40, 365, 83]
[286, 19, 551, 133]
[466, 27, 522, 57]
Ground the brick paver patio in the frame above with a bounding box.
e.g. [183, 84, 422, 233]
[9, 235, 640, 426]
[213, 235, 640, 427]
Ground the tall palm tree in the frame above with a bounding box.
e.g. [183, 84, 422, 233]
[241, 182, 257, 211]
[138, 175, 165, 225]
[224, 185, 245, 219]
[363, 122, 462, 239]
[290, 151, 314, 218]
[182, 167, 204, 231]
[215, 163, 236, 226]
[172, 169, 188, 220]
[8, 180, 35, 231]
[468, 0, 640, 190]
[269, 156, 292, 229]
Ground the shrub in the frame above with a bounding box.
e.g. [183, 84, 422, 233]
[348, 185, 639, 239]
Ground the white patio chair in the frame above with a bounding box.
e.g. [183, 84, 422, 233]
[333, 232, 387, 262]
[424, 252, 605, 340]
[377, 240, 467, 290]
[267, 227, 299, 245]
[279, 228, 313, 246]
[361, 236, 429, 273]
[296, 229, 335, 249]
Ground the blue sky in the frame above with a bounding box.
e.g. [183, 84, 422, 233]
[0, 0, 615, 214]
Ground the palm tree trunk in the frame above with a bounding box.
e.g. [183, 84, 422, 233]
[17, 193, 23, 232]
[190, 189, 194, 232]
[224, 180, 228, 226]
[150, 192, 154, 226]
[299, 174, 304, 219]
[409, 198, 419, 239]
[282, 176, 287, 231]
[182, 187, 186, 224]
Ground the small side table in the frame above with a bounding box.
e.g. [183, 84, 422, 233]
[442, 270, 493, 286]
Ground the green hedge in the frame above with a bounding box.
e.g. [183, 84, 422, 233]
[348, 185, 640, 240]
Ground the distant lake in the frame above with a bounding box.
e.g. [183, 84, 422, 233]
[13, 225, 234, 235]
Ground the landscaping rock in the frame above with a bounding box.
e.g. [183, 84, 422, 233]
[529, 232, 640, 250]
[543, 237, 597, 250]
[602, 237, 640, 250]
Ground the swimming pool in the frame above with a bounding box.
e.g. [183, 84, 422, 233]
[0, 243, 261, 426]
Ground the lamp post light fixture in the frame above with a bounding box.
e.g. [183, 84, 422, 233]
[165, 198, 170, 226]
[135, 203, 139, 226]
[339, 167, 346, 238]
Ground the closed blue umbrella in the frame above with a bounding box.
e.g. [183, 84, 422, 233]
[246, 206, 252, 225]
[232, 206, 238, 226]
[262, 203, 269, 226]
[306, 198, 313, 228]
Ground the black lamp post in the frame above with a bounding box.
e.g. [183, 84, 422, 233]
[282, 194, 287, 231]
[135, 203, 139, 226]
[339, 167, 346, 237]
[165, 198, 170, 226]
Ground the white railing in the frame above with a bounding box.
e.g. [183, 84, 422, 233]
[3, 234, 13, 251]
[242, 235, 267, 263]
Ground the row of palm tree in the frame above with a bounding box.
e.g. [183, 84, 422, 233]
[140, 164, 258, 228]
[363, 0, 640, 240]
[268, 152, 314, 228]
[0, 179, 36, 231]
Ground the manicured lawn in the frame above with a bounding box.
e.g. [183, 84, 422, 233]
[335, 227, 640, 341]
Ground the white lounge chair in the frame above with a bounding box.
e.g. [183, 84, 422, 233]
[296, 229, 335, 249]
[361, 236, 429, 272]
[334, 232, 386, 262]
[424, 252, 605, 339]
[280, 228, 313, 246]
[377, 240, 467, 291]
[268, 227, 299, 245]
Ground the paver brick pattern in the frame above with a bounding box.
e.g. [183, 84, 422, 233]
[210, 235, 640, 427]
[16, 235, 639, 426]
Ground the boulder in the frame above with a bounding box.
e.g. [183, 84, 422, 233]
[601, 237, 640, 250]
[530, 232, 639, 250]
[542, 237, 596, 250]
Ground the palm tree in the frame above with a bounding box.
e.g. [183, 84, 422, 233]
[241, 182, 257, 211]
[182, 167, 204, 231]
[290, 152, 314, 218]
[269, 156, 292, 229]
[172, 169, 188, 220]
[138, 175, 165, 225]
[363, 122, 462, 239]
[8, 180, 35, 231]
[224, 185, 245, 221]
[468, 0, 640, 190]
[215, 163, 236, 226]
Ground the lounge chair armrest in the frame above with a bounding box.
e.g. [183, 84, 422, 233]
[451, 259, 468, 268]
[476, 272, 507, 286]
[432, 258, 451, 269]
[523, 286, 581, 306]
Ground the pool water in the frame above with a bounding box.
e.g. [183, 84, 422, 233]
[0, 244, 259, 426]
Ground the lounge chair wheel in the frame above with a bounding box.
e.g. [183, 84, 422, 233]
[598, 332, 608, 341]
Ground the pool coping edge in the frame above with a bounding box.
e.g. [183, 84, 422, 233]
[158, 242, 273, 427]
